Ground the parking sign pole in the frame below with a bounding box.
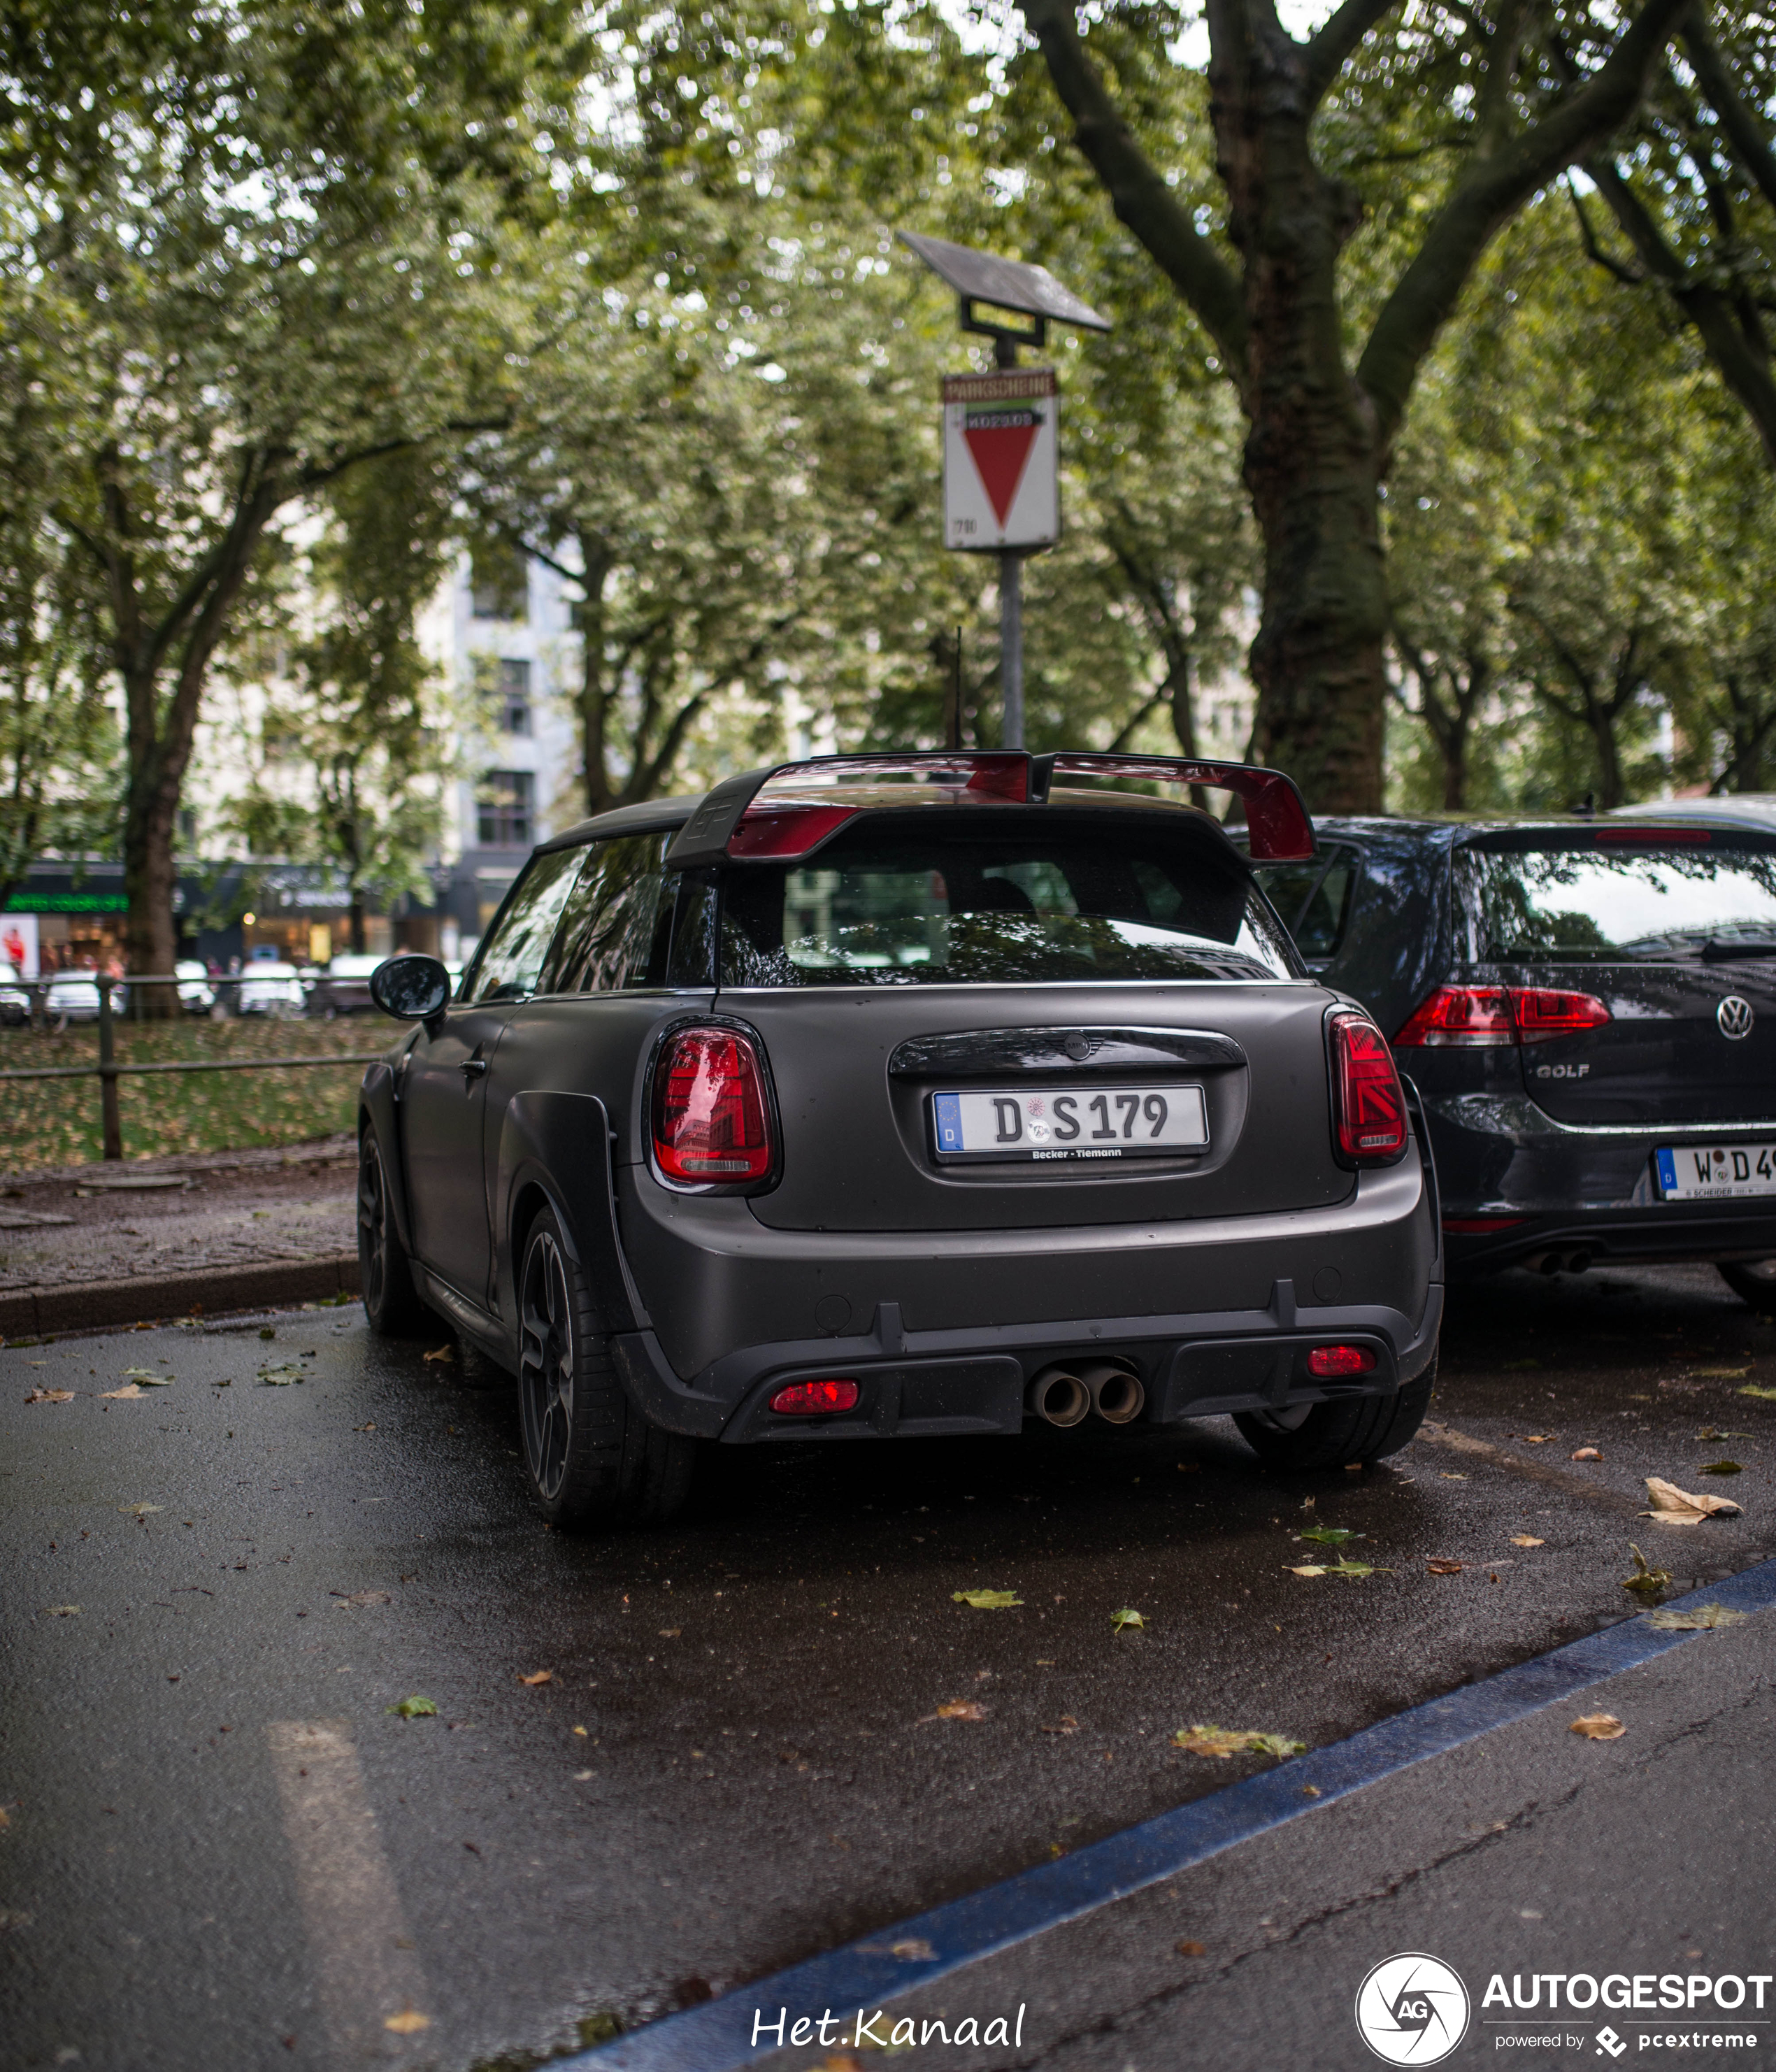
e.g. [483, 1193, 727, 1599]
[97, 978, 123, 1161]
[1000, 548, 1024, 750]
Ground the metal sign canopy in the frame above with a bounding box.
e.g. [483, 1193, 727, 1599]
[898, 232, 1110, 356]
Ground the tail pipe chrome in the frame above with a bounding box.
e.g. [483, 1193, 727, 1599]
[1026, 1361, 1145, 1427]
[1079, 1361, 1146, 1425]
[1026, 1366, 1090, 1428]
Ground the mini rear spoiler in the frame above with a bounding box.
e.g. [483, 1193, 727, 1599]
[662, 752, 1315, 869]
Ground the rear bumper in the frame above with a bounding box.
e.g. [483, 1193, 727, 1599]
[609, 1142, 1440, 1443]
[1424, 1092, 1776, 1273]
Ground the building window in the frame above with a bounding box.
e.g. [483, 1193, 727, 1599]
[478, 770, 534, 848]
[470, 544, 529, 622]
[499, 658, 531, 736]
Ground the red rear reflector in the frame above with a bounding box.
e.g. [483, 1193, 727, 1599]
[727, 803, 858, 859]
[1394, 985, 1610, 1046]
[1308, 1343, 1376, 1377]
[769, 1379, 859, 1415]
[1394, 985, 1515, 1047]
[1512, 987, 1610, 1037]
[1329, 1010, 1408, 1163]
[1442, 1217, 1528, 1234]
[652, 1027, 773, 1183]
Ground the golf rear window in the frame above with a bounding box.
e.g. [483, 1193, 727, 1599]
[1456, 838, 1776, 960]
[719, 819, 1300, 986]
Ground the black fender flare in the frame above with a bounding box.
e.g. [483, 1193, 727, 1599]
[494, 1091, 649, 1347]
[358, 1059, 416, 1257]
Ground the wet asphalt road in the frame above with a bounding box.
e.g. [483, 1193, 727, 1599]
[3, 1264, 1773, 2072]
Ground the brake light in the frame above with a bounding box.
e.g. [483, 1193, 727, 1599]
[727, 803, 858, 859]
[769, 1379, 859, 1415]
[1512, 987, 1611, 1038]
[652, 1027, 774, 1184]
[1329, 1009, 1408, 1164]
[1308, 1343, 1376, 1377]
[1394, 985, 1611, 1046]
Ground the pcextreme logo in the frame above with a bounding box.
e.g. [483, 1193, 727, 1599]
[1356, 1954, 1473, 2066]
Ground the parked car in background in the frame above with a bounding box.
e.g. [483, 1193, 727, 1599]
[307, 953, 385, 1017]
[0, 960, 29, 1027]
[1254, 815, 1776, 1311]
[175, 959, 217, 1015]
[44, 970, 125, 1022]
[357, 752, 1442, 1528]
[235, 961, 308, 1017]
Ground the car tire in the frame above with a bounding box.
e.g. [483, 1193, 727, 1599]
[1719, 1260, 1776, 1313]
[1233, 1357, 1437, 1473]
[357, 1131, 427, 1336]
[517, 1203, 696, 1529]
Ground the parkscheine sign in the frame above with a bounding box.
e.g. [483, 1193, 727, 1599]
[941, 369, 1059, 551]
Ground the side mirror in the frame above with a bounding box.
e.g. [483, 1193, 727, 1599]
[369, 954, 452, 1022]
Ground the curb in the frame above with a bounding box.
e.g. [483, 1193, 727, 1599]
[0, 1253, 361, 1341]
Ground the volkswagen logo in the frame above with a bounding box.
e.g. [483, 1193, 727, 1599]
[1718, 996, 1756, 1041]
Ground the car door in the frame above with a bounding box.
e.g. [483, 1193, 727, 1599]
[401, 845, 587, 1303]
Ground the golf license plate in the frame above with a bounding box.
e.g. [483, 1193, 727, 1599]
[1655, 1143, 1776, 1201]
[932, 1085, 1208, 1164]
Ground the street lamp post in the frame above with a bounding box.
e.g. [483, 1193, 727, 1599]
[901, 234, 1110, 750]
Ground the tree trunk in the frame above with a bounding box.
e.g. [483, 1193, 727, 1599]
[574, 530, 615, 818]
[120, 724, 182, 1006]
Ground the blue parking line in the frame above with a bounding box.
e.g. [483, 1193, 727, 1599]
[567, 1558, 1776, 2072]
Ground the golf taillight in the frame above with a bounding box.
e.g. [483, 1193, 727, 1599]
[652, 1027, 773, 1184]
[770, 1379, 859, 1415]
[1308, 1343, 1376, 1377]
[1394, 984, 1610, 1046]
[1329, 1009, 1408, 1164]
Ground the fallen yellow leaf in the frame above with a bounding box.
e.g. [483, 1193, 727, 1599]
[384, 2008, 431, 2034]
[102, 1385, 145, 1400]
[518, 1669, 553, 1686]
[1641, 1476, 1742, 1525]
[1570, 1448, 1603, 1462]
[422, 1346, 454, 1364]
[24, 1387, 75, 1404]
[928, 1700, 988, 1721]
[1510, 1536, 1545, 1547]
[1569, 1713, 1626, 1741]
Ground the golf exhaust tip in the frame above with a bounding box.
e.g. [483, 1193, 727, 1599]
[1027, 1366, 1091, 1428]
[1080, 1361, 1145, 1425]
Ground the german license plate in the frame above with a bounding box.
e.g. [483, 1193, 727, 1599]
[932, 1085, 1208, 1164]
[1655, 1144, 1776, 1201]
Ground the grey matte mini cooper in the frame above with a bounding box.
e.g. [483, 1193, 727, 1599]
[357, 752, 1442, 1526]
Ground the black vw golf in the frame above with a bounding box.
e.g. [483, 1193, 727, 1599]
[357, 754, 1441, 1525]
[1256, 814, 1776, 1305]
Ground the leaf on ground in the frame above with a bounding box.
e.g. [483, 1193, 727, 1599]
[258, 1364, 303, 1385]
[1040, 1715, 1078, 1736]
[1570, 1448, 1603, 1462]
[1645, 1602, 1747, 1630]
[1569, 1713, 1626, 1740]
[120, 1368, 171, 1386]
[1110, 1606, 1145, 1633]
[1697, 1428, 1751, 1441]
[952, 1589, 1023, 1609]
[1641, 1476, 1742, 1524]
[1298, 1555, 1387, 1579]
[929, 1700, 989, 1722]
[1287, 1564, 1328, 1578]
[1440, 1472, 1468, 1480]
[518, 1669, 553, 1686]
[1621, 1545, 1671, 1597]
[1698, 1459, 1744, 1476]
[1426, 1559, 1463, 1575]
[1176, 1941, 1207, 1957]
[1522, 1433, 1555, 1443]
[117, 1502, 161, 1515]
[1173, 1724, 1305, 1760]
[383, 2010, 431, 2034]
[101, 1385, 145, 1399]
[387, 1695, 437, 1719]
[1510, 1536, 1545, 1548]
[1299, 1527, 1360, 1547]
[1738, 1384, 1776, 1401]
[422, 1346, 454, 1364]
[331, 1590, 391, 1608]
[1693, 1366, 1750, 1379]
[24, 1388, 75, 1404]
[41, 1604, 80, 1617]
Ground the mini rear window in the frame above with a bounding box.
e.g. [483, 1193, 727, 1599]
[719, 818, 1300, 986]
[1456, 837, 1776, 960]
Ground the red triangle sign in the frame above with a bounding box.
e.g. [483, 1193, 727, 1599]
[964, 410, 1039, 527]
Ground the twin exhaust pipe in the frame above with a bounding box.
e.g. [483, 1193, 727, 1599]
[1026, 1361, 1145, 1429]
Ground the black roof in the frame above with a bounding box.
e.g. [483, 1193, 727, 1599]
[536, 796, 700, 854]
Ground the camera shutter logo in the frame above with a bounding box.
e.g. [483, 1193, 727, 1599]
[1718, 995, 1755, 1040]
[1354, 1953, 1470, 2066]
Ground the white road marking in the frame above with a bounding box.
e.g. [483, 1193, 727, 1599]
[267, 1720, 434, 2062]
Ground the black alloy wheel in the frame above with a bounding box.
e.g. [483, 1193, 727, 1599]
[515, 1203, 696, 1528]
[357, 1131, 425, 1335]
[1719, 1260, 1776, 1315]
[1233, 1359, 1437, 1473]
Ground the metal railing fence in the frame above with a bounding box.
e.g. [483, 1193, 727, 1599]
[0, 973, 383, 1162]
